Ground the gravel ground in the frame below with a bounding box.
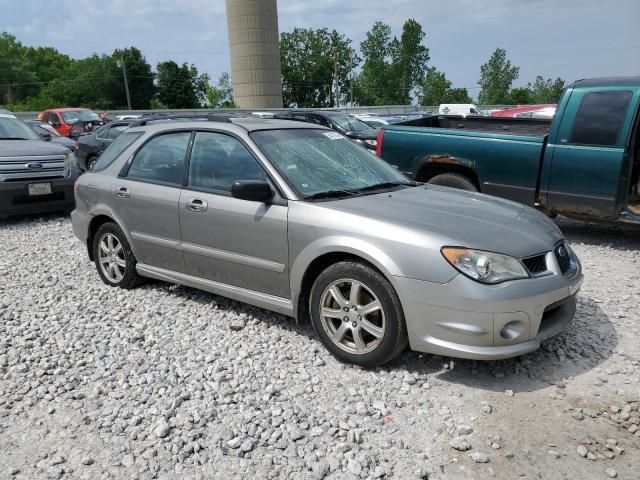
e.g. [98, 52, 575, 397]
[0, 214, 638, 480]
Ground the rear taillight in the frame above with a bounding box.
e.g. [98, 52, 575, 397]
[375, 129, 384, 157]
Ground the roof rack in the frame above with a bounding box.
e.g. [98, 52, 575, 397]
[129, 113, 239, 127]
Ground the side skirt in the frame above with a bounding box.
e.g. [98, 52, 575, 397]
[136, 263, 295, 317]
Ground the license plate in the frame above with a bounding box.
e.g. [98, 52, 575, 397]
[28, 183, 52, 196]
[568, 277, 583, 296]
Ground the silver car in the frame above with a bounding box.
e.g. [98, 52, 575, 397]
[71, 115, 583, 367]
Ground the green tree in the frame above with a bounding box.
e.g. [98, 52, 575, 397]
[0, 33, 35, 105]
[477, 48, 519, 104]
[111, 47, 155, 109]
[419, 67, 472, 105]
[529, 76, 565, 103]
[280, 27, 358, 107]
[206, 71, 235, 108]
[156, 61, 208, 108]
[507, 87, 533, 105]
[355, 19, 429, 106]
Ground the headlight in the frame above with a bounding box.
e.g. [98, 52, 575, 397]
[441, 247, 529, 284]
[64, 152, 78, 175]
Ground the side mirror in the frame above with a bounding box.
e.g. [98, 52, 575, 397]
[38, 130, 52, 141]
[231, 180, 273, 203]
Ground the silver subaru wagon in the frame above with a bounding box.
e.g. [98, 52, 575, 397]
[71, 115, 583, 367]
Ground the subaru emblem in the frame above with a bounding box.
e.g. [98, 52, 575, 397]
[27, 162, 43, 169]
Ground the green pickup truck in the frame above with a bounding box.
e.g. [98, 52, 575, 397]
[377, 76, 640, 224]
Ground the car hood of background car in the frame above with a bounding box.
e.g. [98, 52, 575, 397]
[322, 185, 564, 258]
[345, 130, 378, 140]
[0, 140, 71, 157]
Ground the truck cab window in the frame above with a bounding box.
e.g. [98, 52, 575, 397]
[570, 91, 632, 146]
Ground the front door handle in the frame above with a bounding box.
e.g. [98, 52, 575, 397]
[187, 198, 208, 212]
[116, 186, 130, 198]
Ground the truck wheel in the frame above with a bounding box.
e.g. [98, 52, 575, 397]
[427, 173, 478, 192]
[93, 222, 143, 289]
[310, 261, 408, 368]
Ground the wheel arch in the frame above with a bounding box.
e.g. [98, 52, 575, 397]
[291, 238, 405, 323]
[86, 211, 137, 262]
[414, 154, 482, 191]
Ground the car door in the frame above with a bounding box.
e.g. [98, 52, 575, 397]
[546, 89, 634, 217]
[179, 131, 290, 298]
[113, 130, 191, 273]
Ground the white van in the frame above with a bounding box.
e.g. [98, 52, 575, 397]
[438, 104, 482, 116]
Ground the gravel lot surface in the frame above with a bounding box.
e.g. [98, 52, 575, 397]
[0, 215, 639, 480]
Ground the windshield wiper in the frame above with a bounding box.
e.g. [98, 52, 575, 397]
[304, 190, 360, 201]
[0, 137, 28, 140]
[351, 181, 418, 193]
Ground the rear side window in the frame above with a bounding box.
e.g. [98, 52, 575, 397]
[570, 91, 632, 146]
[93, 131, 143, 172]
[127, 132, 191, 185]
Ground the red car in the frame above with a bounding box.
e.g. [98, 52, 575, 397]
[37, 108, 105, 137]
[491, 104, 557, 119]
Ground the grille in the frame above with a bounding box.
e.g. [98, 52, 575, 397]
[0, 154, 67, 182]
[522, 254, 547, 275]
[555, 244, 571, 274]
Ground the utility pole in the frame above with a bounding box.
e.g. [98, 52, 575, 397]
[118, 56, 132, 110]
[349, 50, 354, 107]
[334, 58, 339, 108]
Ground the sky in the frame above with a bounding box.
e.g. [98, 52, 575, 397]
[1, 0, 639, 100]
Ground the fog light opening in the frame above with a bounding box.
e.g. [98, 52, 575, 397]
[500, 321, 526, 340]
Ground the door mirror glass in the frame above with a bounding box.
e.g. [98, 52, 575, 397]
[38, 129, 52, 141]
[231, 180, 273, 203]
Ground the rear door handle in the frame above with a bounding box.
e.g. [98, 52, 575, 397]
[187, 198, 208, 212]
[116, 186, 130, 198]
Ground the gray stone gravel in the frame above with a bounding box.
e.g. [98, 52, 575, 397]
[0, 215, 639, 479]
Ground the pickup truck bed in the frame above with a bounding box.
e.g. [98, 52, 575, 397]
[378, 77, 640, 225]
[396, 115, 552, 137]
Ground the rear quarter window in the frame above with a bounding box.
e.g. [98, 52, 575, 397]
[570, 90, 632, 146]
[92, 131, 143, 172]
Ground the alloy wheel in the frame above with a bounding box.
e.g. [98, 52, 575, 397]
[98, 233, 126, 283]
[319, 278, 385, 355]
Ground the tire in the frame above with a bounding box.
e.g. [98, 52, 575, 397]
[87, 157, 97, 172]
[93, 222, 143, 289]
[309, 261, 408, 367]
[427, 173, 478, 191]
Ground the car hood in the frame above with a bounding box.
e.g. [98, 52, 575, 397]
[0, 139, 71, 157]
[51, 137, 75, 150]
[323, 185, 564, 258]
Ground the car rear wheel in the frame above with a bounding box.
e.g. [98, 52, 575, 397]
[427, 173, 478, 191]
[310, 261, 408, 367]
[93, 222, 143, 289]
[87, 156, 97, 171]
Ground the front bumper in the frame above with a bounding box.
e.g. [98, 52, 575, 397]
[0, 176, 77, 219]
[394, 261, 583, 360]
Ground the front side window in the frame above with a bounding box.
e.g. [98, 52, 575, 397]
[188, 132, 266, 192]
[570, 91, 632, 146]
[93, 131, 143, 172]
[251, 129, 410, 198]
[127, 132, 190, 184]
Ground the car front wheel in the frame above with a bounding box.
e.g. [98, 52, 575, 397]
[310, 261, 408, 367]
[93, 222, 142, 289]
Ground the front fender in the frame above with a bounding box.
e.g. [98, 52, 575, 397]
[289, 235, 406, 314]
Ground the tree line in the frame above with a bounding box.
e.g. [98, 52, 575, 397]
[1, 19, 566, 111]
[0, 32, 234, 111]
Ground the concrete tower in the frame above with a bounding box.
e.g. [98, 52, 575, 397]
[225, 0, 283, 108]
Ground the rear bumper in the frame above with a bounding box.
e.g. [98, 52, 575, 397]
[0, 176, 77, 219]
[394, 262, 582, 360]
